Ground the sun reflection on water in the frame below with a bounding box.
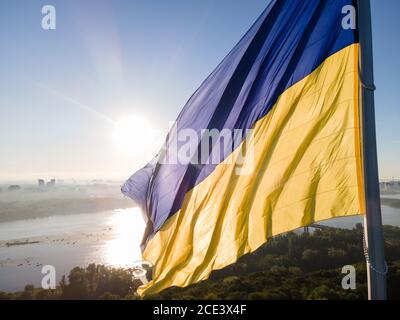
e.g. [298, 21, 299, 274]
[104, 207, 145, 268]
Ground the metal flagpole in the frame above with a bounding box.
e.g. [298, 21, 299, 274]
[358, 0, 387, 300]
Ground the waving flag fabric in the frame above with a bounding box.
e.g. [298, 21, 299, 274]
[122, 0, 363, 295]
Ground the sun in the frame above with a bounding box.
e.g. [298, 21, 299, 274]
[112, 115, 163, 158]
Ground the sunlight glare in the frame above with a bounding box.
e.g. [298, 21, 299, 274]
[104, 207, 146, 267]
[113, 115, 163, 158]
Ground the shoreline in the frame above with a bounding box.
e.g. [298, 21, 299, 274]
[0, 197, 398, 225]
[381, 197, 400, 209]
[0, 197, 134, 224]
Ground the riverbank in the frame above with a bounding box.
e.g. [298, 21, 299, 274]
[0, 197, 134, 223]
[0, 182, 135, 223]
[381, 197, 400, 209]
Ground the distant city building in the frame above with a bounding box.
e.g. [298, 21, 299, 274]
[37, 178, 57, 188]
[46, 179, 56, 187]
[8, 185, 21, 191]
[380, 180, 400, 193]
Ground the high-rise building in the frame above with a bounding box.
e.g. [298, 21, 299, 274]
[46, 179, 56, 187]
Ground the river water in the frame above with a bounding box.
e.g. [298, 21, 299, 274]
[0, 208, 145, 292]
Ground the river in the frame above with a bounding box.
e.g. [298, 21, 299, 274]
[0, 208, 145, 292]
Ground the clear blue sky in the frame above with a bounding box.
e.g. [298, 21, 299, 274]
[0, 0, 398, 181]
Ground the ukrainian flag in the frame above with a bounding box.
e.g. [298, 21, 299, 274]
[122, 0, 363, 295]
